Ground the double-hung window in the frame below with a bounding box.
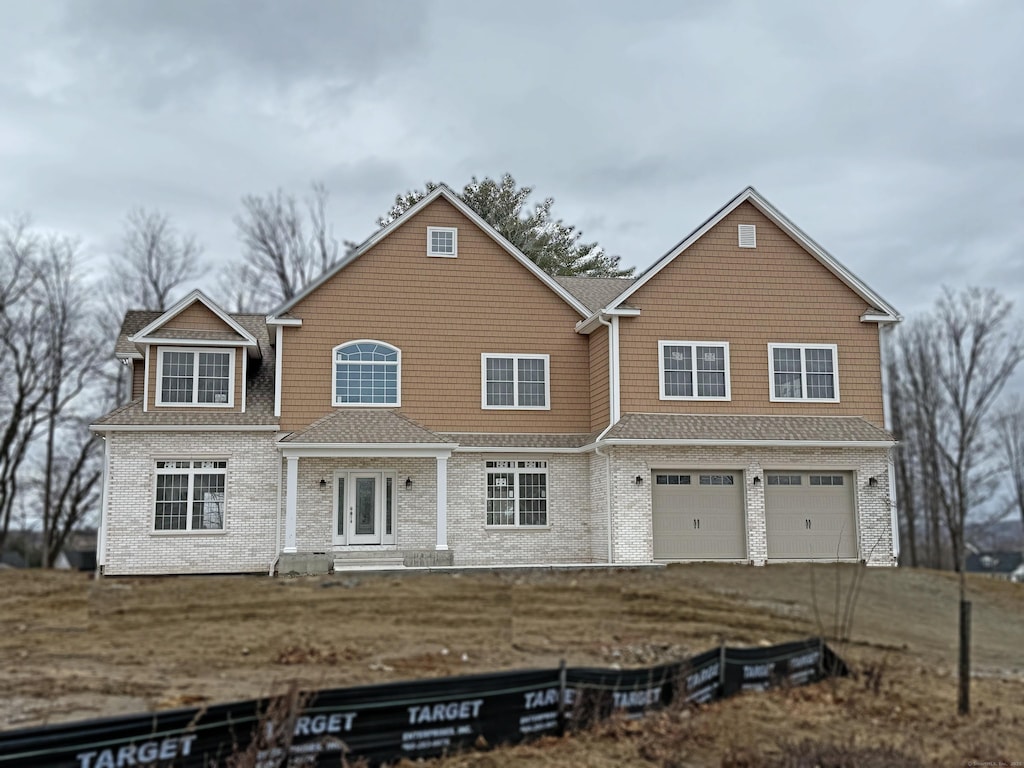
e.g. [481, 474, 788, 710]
[482, 354, 549, 409]
[154, 460, 226, 532]
[486, 460, 548, 527]
[157, 347, 233, 406]
[769, 344, 839, 402]
[659, 341, 730, 400]
[334, 341, 401, 406]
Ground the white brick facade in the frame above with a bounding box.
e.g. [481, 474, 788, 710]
[100, 434, 894, 574]
[100, 431, 280, 575]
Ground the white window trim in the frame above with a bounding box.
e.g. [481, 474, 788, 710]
[481, 353, 551, 410]
[155, 346, 235, 408]
[332, 339, 402, 408]
[658, 341, 731, 401]
[484, 459, 550, 529]
[427, 226, 458, 258]
[151, 459, 228, 535]
[767, 343, 840, 403]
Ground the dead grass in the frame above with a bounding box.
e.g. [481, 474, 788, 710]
[1, 563, 1022, 766]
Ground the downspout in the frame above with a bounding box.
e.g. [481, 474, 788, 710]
[96, 433, 110, 577]
[270, 447, 283, 577]
[596, 314, 618, 563]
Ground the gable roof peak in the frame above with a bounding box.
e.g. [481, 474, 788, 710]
[606, 186, 901, 322]
[128, 288, 259, 348]
[267, 182, 590, 319]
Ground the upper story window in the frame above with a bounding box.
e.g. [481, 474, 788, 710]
[482, 354, 549, 410]
[427, 226, 458, 257]
[156, 347, 234, 407]
[334, 341, 401, 406]
[659, 341, 730, 400]
[768, 343, 839, 402]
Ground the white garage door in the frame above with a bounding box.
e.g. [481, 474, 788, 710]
[651, 471, 746, 560]
[764, 472, 857, 560]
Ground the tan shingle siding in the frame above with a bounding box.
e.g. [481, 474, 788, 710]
[161, 301, 238, 334]
[280, 198, 592, 433]
[618, 203, 884, 426]
[131, 360, 144, 401]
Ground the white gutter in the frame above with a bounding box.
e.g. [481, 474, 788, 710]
[274, 325, 283, 418]
[601, 438, 895, 448]
[89, 424, 280, 433]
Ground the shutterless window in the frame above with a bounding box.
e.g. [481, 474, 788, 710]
[810, 475, 844, 486]
[655, 474, 692, 485]
[769, 344, 839, 402]
[482, 354, 549, 409]
[660, 342, 730, 400]
[154, 460, 226, 532]
[766, 474, 802, 486]
[334, 341, 400, 406]
[699, 474, 735, 486]
[486, 460, 548, 527]
[427, 226, 457, 257]
[158, 348, 232, 406]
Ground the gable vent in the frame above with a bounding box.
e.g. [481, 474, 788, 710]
[738, 224, 756, 248]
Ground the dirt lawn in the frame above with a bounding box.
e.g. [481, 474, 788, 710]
[1, 563, 1023, 766]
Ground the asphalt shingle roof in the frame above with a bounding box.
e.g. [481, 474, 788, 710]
[552, 276, 636, 313]
[603, 413, 894, 443]
[281, 410, 452, 444]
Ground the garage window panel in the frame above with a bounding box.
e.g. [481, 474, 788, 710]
[699, 474, 735, 486]
[809, 475, 844, 486]
[766, 474, 802, 486]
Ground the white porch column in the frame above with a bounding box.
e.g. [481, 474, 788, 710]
[284, 455, 299, 553]
[435, 456, 449, 550]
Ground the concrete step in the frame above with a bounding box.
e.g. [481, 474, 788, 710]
[333, 556, 406, 571]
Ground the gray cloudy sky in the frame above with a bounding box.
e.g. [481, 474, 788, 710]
[2, 0, 1022, 319]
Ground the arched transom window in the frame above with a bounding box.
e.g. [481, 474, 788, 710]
[333, 341, 401, 406]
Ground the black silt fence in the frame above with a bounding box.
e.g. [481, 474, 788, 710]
[0, 637, 847, 767]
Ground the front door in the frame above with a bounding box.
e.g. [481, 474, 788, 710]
[334, 472, 382, 545]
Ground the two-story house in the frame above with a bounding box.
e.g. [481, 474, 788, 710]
[90, 186, 901, 575]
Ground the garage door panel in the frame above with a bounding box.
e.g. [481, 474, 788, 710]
[765, 471, 857, 560]
[652, 471, 745, 560]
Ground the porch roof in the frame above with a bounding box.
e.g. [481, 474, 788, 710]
[603, 413, 894, 446]
[444, 432, 596, 450]
[280, 409, 454, 445]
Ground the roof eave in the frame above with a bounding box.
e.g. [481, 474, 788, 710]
[601, 438, 896, 448]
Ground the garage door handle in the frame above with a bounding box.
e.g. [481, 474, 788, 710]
[693, 519, 700, 529]
[805, 519, 811, 529]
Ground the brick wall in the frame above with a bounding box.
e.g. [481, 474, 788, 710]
[102, 431, 279, 575]
[447, 453, 593, 565]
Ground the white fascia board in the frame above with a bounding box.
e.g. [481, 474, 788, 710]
[278, 443, 455, 459]
[601, 438, 896, 448]
[608, 187, 902, 322]
[135, 336, 256, 348]
[861, 310, 901, 323]
[266, 316, 303, 327]
[268, 184, 591, 320]
[89, 424, 280, 433]
[452, 445, 584, 453]
[116, 352, 144, 360]
[130, 289, 259, 346]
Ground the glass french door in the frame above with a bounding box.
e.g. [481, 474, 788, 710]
[334, 471, 395, 546]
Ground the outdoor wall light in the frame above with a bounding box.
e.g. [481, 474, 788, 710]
[405, 477, 413, 489]
[752, 476, 761, 485]
[868, 476, 879, 488]
[634, 475, 644, 485]
[319, 478, 327, 490]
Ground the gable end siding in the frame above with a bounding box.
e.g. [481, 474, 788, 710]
[619, 202, 884, 424]
[280, 198, 591, 433]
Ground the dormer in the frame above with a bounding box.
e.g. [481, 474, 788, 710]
[127, 290, 261, 413]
